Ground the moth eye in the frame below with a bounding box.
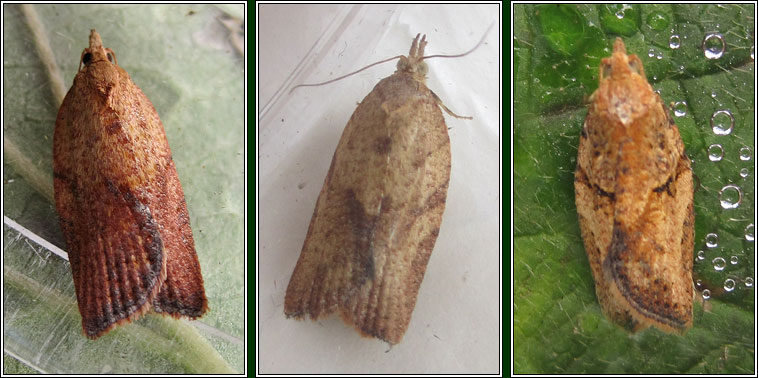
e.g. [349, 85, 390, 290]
[629, 59, 641, 74]
[82, 52, 93, 65]
[417, 62, 428, 76]
[105, 49, 117, 64]
[601, 63, 612, 79]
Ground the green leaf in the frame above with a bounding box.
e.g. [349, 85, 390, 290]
[599, 4, 641, 36]
[514, 4, 754, 374]
[3, 4, 243, 373]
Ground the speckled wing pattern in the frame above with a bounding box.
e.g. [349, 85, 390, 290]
[574, 38, 694, 333]
[285, 35, 451, 345]
[53, 30, 207, 339]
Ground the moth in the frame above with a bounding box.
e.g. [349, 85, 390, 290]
[285, 34, 469, 345]
[574, 38, 695, 333]
[54, 30, 208, 339]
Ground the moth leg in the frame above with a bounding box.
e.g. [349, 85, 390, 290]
[429, 89, 472, 120]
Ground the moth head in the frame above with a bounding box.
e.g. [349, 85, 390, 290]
[77, 30, 126, 98]
[78, 30, 119, 72]
[599, 38, 646, 83]
[395, 33, 429, 81]
[396, 55, 428, 78]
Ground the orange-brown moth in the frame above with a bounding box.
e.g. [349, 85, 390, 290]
[53, 30, 208, 339]
[284, 34, 469, 345]
[574, 38, 694, 333]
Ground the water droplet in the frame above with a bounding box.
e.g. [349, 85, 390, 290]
[707, 144, 724, 161]
[740, 168, 749, 178]
[669, 35, 681, 49]
[702, 33, 725, 59]
[724, 279, 736, 292]
[648, 48, 656, 58]
[718, 184, 743, 209]
[646, 12, 670, 30]
[610, 4, 634, 20]
[696, 279, 703, 288]
[702, 289, 711, 299]
[656, 53, 663, 60]
[739, 146, 752, 161]
[752, 45, 755, 60]
[696, 250, 706, 261]
[730, 256, 739, 265]
[745, 277, 754, 287]
[705, 233, 719, 248]
[745, 223, 754, 242]
[673, 101, 687, 117]
[713, 256, 726, 271]
[710, 110, 734, 135]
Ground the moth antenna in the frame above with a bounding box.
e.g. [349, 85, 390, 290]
[422, 22, 493, 60]
[289, 55, 403, 94]
[289, 23, 492, 94]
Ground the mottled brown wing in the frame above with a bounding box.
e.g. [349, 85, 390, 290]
[285, 73, 450, 344]
[54, 81, 169, 338]
[151, 159, 208, 318]
[602, 148, 694, 333]
[574, 161, 634, 327]
[53, 74, 205, 338]
[575, 92, 693, 333]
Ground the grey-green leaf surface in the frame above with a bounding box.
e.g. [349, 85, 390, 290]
[3, 4, 243, 374]
[514, 4, 754, 374]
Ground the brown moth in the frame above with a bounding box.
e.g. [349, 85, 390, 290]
[54, 30, 208, 339]
[574, 38, 694, 333]
[285, 34, 468, 345]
